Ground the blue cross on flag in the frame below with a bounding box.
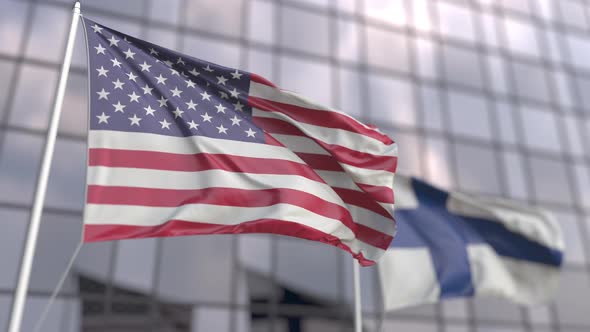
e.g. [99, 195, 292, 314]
[379, 176, 564, 310]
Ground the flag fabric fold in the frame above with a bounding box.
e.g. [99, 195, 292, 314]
[80, 18, 397, 266]
[380, 176, 564, 310]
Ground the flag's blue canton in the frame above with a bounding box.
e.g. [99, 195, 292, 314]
[394, 178, 563, 299]
[84, 18, 264, 143]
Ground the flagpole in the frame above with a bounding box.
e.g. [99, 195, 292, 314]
[353, 260, 362, 332]
[8, 2, 81, 332]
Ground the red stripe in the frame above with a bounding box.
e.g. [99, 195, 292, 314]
[250, 73, 277, 88]
[249, 96, 394, 145]
[333, 187, 392, 219]
[87, 185, 392, 250]
[89, 148, 326, 183]
[84, 220, 377, 266]
[357, 183, 394, 204]
[253, 117, 397, 172]
[295, 153, 344, 171]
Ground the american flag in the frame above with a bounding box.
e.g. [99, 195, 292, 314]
[82, 18, 398, 266]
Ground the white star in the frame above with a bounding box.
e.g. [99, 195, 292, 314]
[157, 96, 168, 108]
[216, 75, 228, 85]
[233, 101, 244, 112]
[91, 24, 103, 33]
[96, 112, 110, 124]
[200, 91, 211, 101]
[189, 68, 200, 76]
[230, 115, 242, 126]
[112, 101, 126, 113]
[144, 105, 156, 116]
[203, 64, 214, 72]
[126, 72, 138, 82]
[110, 58, 122, 68]
[108, 35, 120, 47]
[112, 79, 125, 90]
[231, 69, 243, 80]
[141, 84, 153, 95]
[216, 124, 228, 134]
[185, 79, 196, 88]
[95, 44, 106, 55]
[185, 100, 198, 110]
[155, 74, 167, 85]
[96, 66, 109, 77]
[188, 120, 199, 130]
[128, 91, 140, 103]
[245, 128, 256, 137]
[170, 87, 183, 97]
[123, 48, 136, 59]
[96, 89, 110, 100]
[229, 88, 240, 98]
[129, 114, 142, 126]
[149, 48, 159, 56]
[139, 61, 152, 72]
[159, 119, 171, 129]
[201, 113, 212, 122]
[215, 103, 227, 113]
[170, 68, 180, 76]
[219, 91, 229, 99]
[163, 60, 174, 66]
[123, 36, 132, 44]
[172, 107, 184, 118]
[177, 57, 186, 65]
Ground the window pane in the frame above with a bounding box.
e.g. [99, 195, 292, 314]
[555, 270, 590, 325]
[502, 150, 528, 200]
[184, 0, 244, 38]
[279, 56, 332, 106]
[448, 90, 492, 140]
[338, 68, 363, 119]
[45, 139, 86, 210]
[336, 18, 360, 64]
[573, 164, 590, 210]
[364, 0, 407, 26]
[0, 1, 28, 56]
[529, 156, 573, 205]
[553, 209, 586, 265]
[495, 101, 518, 145]
[437, 2, 476, 43]
[416, 38, 438, 80]
[281, 7, 330, 57]
[519, 106, 562, 153]
[566, 34, 590, 71]
[420, 85, 444, 132]
[454, 143, 501, 195]
[392, 132, 422, 177]
[366, 26, 409, 73]
[25, 5, 69, 63]
[503, 17, 541, 58]
[0, 131, 43, 204]
[0, 209, 27, 289]
[368, 74, 415, 128]
[474, 297, 524, 323]
[443, 44, 484, 89]
[512, 61, 550, 104]
[248, 0, 275, 45]
[9, 64, 58, 130]
[559, 0, 589, 31]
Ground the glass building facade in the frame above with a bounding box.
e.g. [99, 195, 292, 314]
[1, 0, 589, 331]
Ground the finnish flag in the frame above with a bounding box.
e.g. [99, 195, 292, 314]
[380, 176, 564, 310]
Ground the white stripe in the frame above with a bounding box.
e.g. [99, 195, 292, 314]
[467, 244, 560, 305]
[87, 166, 347, 209]
[270, 134, 330, 155]
[85, 203, 384, 260]
[253, 109, 397, 158]
[89, 130, 304, 164]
